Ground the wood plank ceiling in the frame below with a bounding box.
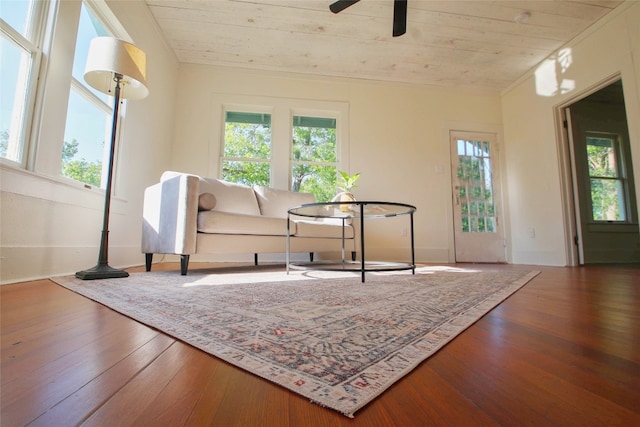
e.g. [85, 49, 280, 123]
[144, 0, 624, 92]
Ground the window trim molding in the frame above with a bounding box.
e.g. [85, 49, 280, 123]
[212, 93, 349, 190]
[1, 0, 50, 168]
[584, 131, 631, 223]
[57, 0, 135, 192]
[1, 0, 134, 206]
[83, 0, 132, 43]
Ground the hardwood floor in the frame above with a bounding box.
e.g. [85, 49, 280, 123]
[2, 263, 639, 426]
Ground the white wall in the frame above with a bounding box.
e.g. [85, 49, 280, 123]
[501, 1, 640, 265]
[171, 65, 503, 264]
[0, 0, 178, 284]
[4, 2, 636, 284]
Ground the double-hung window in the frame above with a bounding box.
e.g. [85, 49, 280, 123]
[221, 111, 272, 187]
[60, 2, 113, 188]
[0, 0, 47, 165]
[291, 115, 338, 202]
[586, 133, 629, 222]
[218, 97, 348, 202]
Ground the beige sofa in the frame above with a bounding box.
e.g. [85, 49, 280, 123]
[141, 171, 355, 274]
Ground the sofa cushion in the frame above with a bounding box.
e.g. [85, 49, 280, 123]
[293, 219, 354, 239]
[198, 178, 261, 216]
[198, 211, 294, 236]
[253, 186, 316, 218]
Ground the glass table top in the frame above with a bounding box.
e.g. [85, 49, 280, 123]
[288, 201, 416, 219]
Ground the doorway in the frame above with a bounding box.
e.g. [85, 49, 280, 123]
[564, 79, 640, 263]
[450, 131, 506, 262]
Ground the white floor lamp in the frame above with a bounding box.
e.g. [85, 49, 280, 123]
[76, 37, 148, 280]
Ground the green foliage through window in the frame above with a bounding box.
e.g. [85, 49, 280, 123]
[60, 2, 113, 188]
[220, 111, 340, 202]
[586, 136, 626, 221]
[61, 138, 102, 187]
[0, 130, 9, 157]
[292, 116, 338, 202]
[456, 139, 496, 233]
[222, 111, 272, 186]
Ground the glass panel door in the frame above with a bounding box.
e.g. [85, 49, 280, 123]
[450, 131, 505, 263]
[456, 139, 497, 234]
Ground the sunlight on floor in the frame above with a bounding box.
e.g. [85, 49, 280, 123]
[179, 265, 481, 287]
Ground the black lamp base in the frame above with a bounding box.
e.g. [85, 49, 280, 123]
[75, 263, 129, 280]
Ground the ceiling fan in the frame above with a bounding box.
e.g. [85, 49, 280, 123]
[330, 0, 407, 37]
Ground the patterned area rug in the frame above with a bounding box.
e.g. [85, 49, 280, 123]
[52, 266, 538, 417]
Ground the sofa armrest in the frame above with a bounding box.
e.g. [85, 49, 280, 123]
[141, 173, 199, 255]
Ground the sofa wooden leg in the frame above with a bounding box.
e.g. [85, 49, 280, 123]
[309, 252, 314, 262]
[254, 253, 258, 266]
[180, 255, 190, 275]
[351, 251, 356, 261]
[145, 253, 153, 271]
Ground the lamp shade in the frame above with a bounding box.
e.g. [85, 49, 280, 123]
[84, 37, 148, 100]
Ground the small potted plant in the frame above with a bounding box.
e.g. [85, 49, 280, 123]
[333, 170, 360, 211]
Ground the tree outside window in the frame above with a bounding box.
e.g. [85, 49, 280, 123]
[291, 116, 337, 202]
[60, 2, 113, 187]
[221, 112, 272, 186]
[586, 135, 627, 221]
[220, 109, 340, 202]
[456, 139, 496, 233]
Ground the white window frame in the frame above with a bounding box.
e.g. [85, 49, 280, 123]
[60, 0, 133, 189]
[0, 0, 48, 168]
[290, 110, 340, 198]
[1, 0, 135, 196]
[585, 132, 629, 223]
[213, 94, 349, 191]
[220, 106, 274, 185]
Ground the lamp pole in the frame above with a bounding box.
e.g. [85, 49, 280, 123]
[75, 73, 129, 280]
[74, 37, 148, 280]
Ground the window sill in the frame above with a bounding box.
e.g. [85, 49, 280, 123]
[0, 164, 128, 210]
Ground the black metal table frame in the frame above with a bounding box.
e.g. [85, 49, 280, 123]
[286, 201, 416, 282]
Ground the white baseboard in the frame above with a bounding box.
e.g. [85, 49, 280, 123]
[0, 245, 143, 285]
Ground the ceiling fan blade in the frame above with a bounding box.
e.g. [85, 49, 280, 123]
[330, 0, 360, 14]
[392, 0, 407, 37]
